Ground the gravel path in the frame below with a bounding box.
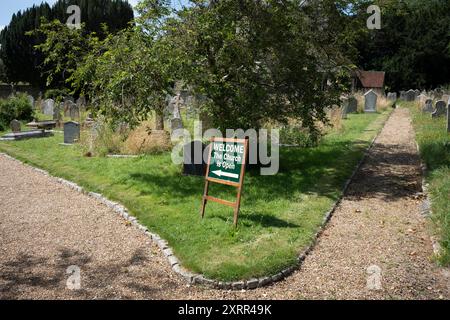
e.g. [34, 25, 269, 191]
[0, 108, 448, 300]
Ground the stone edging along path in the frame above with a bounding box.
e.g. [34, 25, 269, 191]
[0, 112, 392, 291]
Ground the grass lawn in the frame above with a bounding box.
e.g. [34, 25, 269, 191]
[0, 111, 389, 281]
[407, 102, 450, 265]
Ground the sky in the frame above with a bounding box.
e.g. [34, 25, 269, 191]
[0, 0, 188, 31]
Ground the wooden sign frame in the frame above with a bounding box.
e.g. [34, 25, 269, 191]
[201, 137, 249, 227]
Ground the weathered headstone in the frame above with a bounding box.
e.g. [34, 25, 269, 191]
[10, 120, 21, 133]
[422, 99, 434, 113]
[400, 91, 406, 100]
[432, 100, 446, 118]
[417, 94, 427, 104]
[76, 96, 86, 112]
[183, 141, 208, 176]
[387, 92, 397, 101]
[69, 102, 80, 120]
[364, 90, 378, 113]
[405, 89, 416, 102]
[171, 117, 183, 132]
[442, 94, 450, 104]
[64, 121, 80, 144]
[43, 99, 55, 116]
[347, 97, 358, 113]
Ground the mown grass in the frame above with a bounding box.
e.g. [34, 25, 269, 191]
[0, 111, 389, 281]
[407, 102, 450, 265]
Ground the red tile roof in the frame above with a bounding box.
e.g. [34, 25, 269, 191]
[356, 70, 385, 88]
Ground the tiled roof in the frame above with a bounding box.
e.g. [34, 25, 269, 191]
[356, 70, 385, 88]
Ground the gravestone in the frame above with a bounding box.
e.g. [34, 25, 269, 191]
[183, 140, 208, 176]
[171, 117, 183, 132]
[432, 100, 446, 118]
[422, 99, 434, 113]
[64, 121, 80, 144]
[400, 91, 406, 100]
[417, 94, 427, 104]
[69, 102, 80, 120]
[405, 89, 416, 102]
[341, 98, 349, 119]
[43, 99, 55, 116]
[10, 120, 21, 133]
[364, 90, 378, 113]
[387, 92, 397, 101]
[347, 97, 358, 113]
[442, 94, 450, 104]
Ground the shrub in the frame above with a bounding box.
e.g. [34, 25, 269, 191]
[79, 117, 127, 157]
[280, 126, 319, 147]
[122, 121, 172, 155]
[0, 93, 34, 130]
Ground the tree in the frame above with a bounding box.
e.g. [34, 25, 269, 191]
[0, 58, 7, 83]
[172, 0, 356, 135]
[0, 0, 133, 88]
[355, 0, 450, 90]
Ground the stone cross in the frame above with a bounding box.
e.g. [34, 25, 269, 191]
[405, 89, 416, 102]
[432, 100, 446, 118]
[64, 121, 80, 144]
[364, 89, 378, 113]
[170, 117, 183, 132]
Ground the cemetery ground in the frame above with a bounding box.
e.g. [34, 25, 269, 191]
[0, 107, 449, 299]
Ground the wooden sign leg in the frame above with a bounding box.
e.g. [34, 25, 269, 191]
[201, 180, 210, 219]
[233, 186, 243, 227]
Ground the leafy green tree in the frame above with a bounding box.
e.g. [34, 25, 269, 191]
[0, 0, 133, 88]
[173, 0, 356, 134]
[0, 58, 7, 83]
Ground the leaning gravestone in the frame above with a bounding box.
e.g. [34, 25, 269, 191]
[422, 99, 434, 113]
[10, 120, 21, 133]
[183, 140, 208, 176]
[387, 92, 397, 101]
[347, 97, 358, 113]
[64, 121, 80, 144]
[432, 100, 447, 119]
[43, 99, 55, 116]
[171, 117, 183, 132]
[405, 89, 416, 102]
[417, 94, 428, 104]
[364, 90, 378, 113]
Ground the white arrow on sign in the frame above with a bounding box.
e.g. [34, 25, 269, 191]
[212, 170, 239, 179]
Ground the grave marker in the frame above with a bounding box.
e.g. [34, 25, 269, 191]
[364, 90, 378, 113]
[10, 120, 21, 133]
[432, 100, 446, 118]
[64, 121, 80, 144]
